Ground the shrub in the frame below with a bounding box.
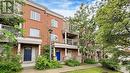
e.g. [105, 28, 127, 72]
[122, 60, 130, 65]
[126, 65, 130, 71]
[35, 56, 49, 70]
[0, 56, 22, 73]
[100, 59, 120, 71]
[42, 45, 50, 59]
[35, 56, 61, 70]
[65, 59, 80, 67]
[50, 60, 62, 68]
[84, 58, 97, 64]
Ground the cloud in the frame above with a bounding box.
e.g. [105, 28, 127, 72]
[32, 0, 95, 17]
[52, 9, 76, 17]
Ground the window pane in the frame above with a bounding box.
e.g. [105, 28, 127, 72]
[51, 19, 58, 27]
[51, 34, 58, 41]
[128, 47, 130, 50]
[30, 11, 40, 21]
[30, 28, 40, 37]
[51, 34, 55, 41]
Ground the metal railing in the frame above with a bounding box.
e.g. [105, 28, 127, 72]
[63, 38, 78, 45]
[0, 0, 23, 15]
[0, 24, 20, 37]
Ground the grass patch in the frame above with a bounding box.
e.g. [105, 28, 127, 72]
[66, 67, 120, 73]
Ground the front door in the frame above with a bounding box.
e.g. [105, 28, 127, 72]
[24, 47, 32, 61]
[56, 51, 60, 61]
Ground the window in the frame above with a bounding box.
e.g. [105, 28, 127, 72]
[128, 47, 130, 50]
[30, 11, 40, 21]
[51, 34, 58, 41]
[30, 28, 40, 37]
[51, 19, 58, 27]
[0, 24, 2, 29]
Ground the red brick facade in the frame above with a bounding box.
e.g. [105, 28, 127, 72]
[22, 4, 64, 45]
[16, 1, 80, 64]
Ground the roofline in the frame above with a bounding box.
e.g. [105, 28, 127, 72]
[26, 0, 64, 19]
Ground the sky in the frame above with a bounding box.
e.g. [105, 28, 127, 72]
[32, 0, 96, 17]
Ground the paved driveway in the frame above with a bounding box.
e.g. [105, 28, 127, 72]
[22, 64, 99, 73]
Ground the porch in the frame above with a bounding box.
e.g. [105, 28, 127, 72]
[54, 43, 81, 62]
[16, 37, 42, 67]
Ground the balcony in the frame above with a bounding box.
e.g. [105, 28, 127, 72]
[0, 24, 20, 37]
[54, 43, 78, 49]
[63, 22, 79, 35]
[54, 38, 78, 49]
[17, 37, 42, 44]
[66, 39, 78, 45]
[0, 0, 23, 16]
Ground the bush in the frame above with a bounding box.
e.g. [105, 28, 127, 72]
[0, 56, 22, 73]
[84, 58, 97, 64]
[42, 45, 50, 59]
[100, 59, 120, 71]
[122, 61, 130, 65]
[65, 59, 80, 67]
[35, 56, 61, 70]
[126, 65, 130, 71]
[50, 60, 62, 68]
[128, 66, 130, 69]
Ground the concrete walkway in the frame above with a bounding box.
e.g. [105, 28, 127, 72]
[22, 64, 100, 73]
[120, 66, 129, 73]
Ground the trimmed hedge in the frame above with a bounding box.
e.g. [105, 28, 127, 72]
[84, 58, 97, 64]
[65, 59, 80, 67]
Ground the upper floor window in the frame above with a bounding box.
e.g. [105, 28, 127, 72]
[51, 19, 58, 27]
[51, 34, 58, 42]
[30, 28, 40, 37]
[30, 11, 40, 21]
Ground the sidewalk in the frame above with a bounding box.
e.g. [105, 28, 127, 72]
[22, 64, 100, 73]
[120, 66, 129, 73]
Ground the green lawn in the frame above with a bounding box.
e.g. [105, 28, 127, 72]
[66, 67, 120, 73]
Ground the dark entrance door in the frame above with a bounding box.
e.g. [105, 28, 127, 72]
[24, 47, 32, 61]
[56, 51, 60, 61]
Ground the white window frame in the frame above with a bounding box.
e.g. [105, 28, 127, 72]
[0, 24, 2, 29]
[51, 33, 58, 42]
[30, 11, 40, 21]
[128, 47, 130, 50]
[29, 28, 40, 37]
[51, 19, 58, 27]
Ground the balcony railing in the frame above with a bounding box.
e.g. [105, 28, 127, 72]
[0, 0, 23, 15]
[0, 24, 20, 37]
[63, 39, 78, 45]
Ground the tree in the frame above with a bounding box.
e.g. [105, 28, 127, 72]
[95, 0, 130, 47]
[68, 4, 98, 62]
[0, 0, 25, 60]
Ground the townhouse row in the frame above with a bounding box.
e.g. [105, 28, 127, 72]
[0, 0, 81, 67]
